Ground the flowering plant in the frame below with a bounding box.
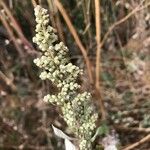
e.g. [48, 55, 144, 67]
[33, 5, 98, 150]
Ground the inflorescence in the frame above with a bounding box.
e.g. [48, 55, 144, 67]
[33, 5, 98, 150]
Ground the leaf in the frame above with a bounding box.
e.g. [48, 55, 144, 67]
[101, 72, 115, 87]
[65, 139, 77, 150]
[122, 91, 133, 103]
[101, 72, 114, 81]
[52, 125, 72, 140]
[91, 123, 109, 142]
[98, 123, 109, 135]
[52, 125, 77, 150]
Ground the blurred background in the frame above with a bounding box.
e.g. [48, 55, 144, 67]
[0, 0, 150, 149]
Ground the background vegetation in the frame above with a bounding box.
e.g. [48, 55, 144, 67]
[0, 0, 150, 149]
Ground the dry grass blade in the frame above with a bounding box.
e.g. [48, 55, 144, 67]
[95, 0, 101, 89]
[100, 0, 150, 49]
[0, 10, 24, 58]
[115, 126, 150, 133]
[94, 0, 106, 120]
[47, 0, 65, 43]
[0, 71, 17, 92]
[31, 0, 37, 7]
[54, 0, 94, 84]
[0, 0, 36, 54]
[81, 0, 92, 49]
[122, 134, 150, 150]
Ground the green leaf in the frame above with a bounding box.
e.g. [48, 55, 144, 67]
[101, 72, 115, 87]
[91, 123, 109, 142]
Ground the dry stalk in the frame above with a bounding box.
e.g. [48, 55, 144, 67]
[81, 0, 92, 50]
[94, 0, 106, 120]
[47, 0, 65, 43]
[95, 0, 101, 90]
[115, 126, 150, 133]
[47, 0, 57, 29]
[31, 0, 37, 7]
[0, 0, 35, 54]
[122, 134, 150, 150]
[0, 11, 24, 58]
[0, 71, 17, 92]
[100, 0, 150, 49]
[54, 0, 94, 84]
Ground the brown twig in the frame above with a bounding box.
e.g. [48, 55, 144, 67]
[47, 0, 65, 43]
[47, 0, 57, 29]
[115, 126, 150, 133]
[0, 71, 17, 92]
[31, 0, 37, 7]
[0, 10, 24, 58]
[54, 0, 94, 84]
[0, 0, 36, 54]
[0, 144, 49, 150]
[100, 0, 150, 49]
[94, 0, 106, 120]
[81, 0, 92, 50]
[122, 134, 150, 150]
[95, 0, 101, 90]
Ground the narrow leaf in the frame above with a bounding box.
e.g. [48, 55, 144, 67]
[52, 125, 72, 140]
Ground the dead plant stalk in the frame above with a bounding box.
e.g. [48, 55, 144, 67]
[31, 0, 37, 7]
[47, 0, 65, 43]
[122, 134, 150, 150]
[0, 11, 24, 58]
[0, 0, 35, 54]
[100, 0, 150, 49]
[54, 0, 94, 84]
[94, 0, 106, 120]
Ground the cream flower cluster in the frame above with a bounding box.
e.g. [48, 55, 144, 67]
[33, 5, 98, 150]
